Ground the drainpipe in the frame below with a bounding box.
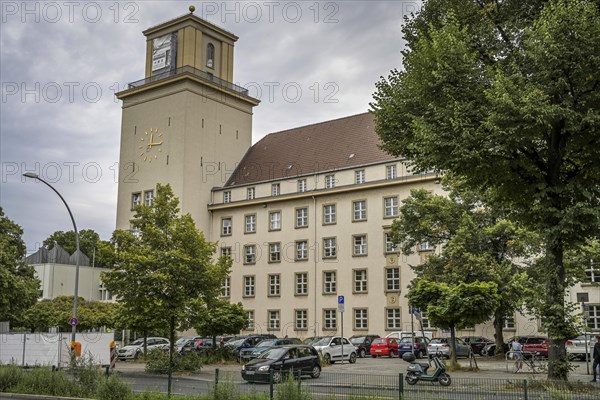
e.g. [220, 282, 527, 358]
[312, 194, 318, 337]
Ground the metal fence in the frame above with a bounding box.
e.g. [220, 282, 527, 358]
[121, 369, 600, 400]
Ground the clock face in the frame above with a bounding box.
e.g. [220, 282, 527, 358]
[139, 128, 165, 163]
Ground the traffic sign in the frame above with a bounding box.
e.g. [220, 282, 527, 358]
[338, 296, 344, 304]
[69, 317, 78, 326]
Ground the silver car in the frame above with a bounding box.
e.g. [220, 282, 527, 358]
[566, 335, 594, 360]
[427, 337, 471, 359]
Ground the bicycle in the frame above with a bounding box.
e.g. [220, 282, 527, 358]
[509, 351, 547, 373]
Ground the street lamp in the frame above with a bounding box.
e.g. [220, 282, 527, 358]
[23, 172, 80, 356]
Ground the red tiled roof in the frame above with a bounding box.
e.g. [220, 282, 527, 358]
[225, 112, 397, 187]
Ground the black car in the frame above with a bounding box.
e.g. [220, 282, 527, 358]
[349, 335, 380, 358]
[460, 336, 494, 355]
[239, 338, 302, 363]
[241, 345, 321, 383]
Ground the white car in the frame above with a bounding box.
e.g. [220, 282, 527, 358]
[312, 336, 357, 364]
[566, 335, 594, 360]
[117, 337, 170, 360]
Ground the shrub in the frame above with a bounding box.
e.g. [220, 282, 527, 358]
[274, 373, 312, 400]
[14, 367, 86, 397]
[73, 355, 104, 393]
[213, 379, 239, 400]
[0, 365, 24, 392]
[145, 349, 203, 374]
[201, 347, 237, 364]
[96, 374, 133, 400]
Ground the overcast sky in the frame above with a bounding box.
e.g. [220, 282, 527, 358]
[0, 0, 420, 253]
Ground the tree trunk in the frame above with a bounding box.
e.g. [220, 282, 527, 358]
[143, 330, 148, 357]
[449, 326, 458, 365]
[168, 315, 175, 397]
[493, 314, 505, 356]
[546, 241, 568, 381]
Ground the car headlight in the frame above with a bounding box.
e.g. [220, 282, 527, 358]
[241, 365, 245, 371]
[258, 366, 270, 372]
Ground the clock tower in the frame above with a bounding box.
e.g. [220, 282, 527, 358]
[115, 7, 259, 233]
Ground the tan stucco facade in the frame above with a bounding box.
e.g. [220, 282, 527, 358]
[34, 263, 111, 302]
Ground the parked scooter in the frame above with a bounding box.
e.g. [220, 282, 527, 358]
[401, 351, 451, 386]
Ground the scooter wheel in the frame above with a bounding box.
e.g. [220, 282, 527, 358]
[438, 373, 451, 386]
[405, 373, 418, 385]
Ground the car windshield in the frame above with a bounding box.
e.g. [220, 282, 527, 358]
[372, 338, 386, 344]
[227, 338, 245, 347]
[314, 337, 333, 346]
[399, 338, 415, 344]
[130, 339, 145, 346]
[256, 339, 276, 348]
[175, 338, 188, 345]
[258, 347, 287, 360]
[350, 337, 366, 344]
[429, 338, 447, 344]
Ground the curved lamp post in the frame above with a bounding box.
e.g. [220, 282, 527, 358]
[23, 172, 80, 355]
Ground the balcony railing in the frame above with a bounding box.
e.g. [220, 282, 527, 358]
[127, 66, 249, 96]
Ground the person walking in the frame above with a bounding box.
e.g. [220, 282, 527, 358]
[592, 335, 600, 383]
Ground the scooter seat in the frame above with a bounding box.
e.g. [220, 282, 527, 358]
[417, 363, 430, 373]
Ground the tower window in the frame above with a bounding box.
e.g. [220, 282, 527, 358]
[207, 43, 215, 68]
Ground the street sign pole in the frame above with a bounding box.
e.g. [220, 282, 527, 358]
[338, 296, 345, 365]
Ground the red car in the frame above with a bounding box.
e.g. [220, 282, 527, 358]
[523, 337, 548, 357]
[370, 337, 399, 358]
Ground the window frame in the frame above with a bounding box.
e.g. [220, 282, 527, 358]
[269, 242, 281, 263]
[386, 307, 401, 330]
[323, 203, 337, 225]
[325, 174, 336, 189]
[220, 277, 231, 298]
[268, 310, 280, 331]
[268, 273, 281, 297]
[247, 187, 255, 200]
[295, 272, 308, 296]
[355, 169, 365, 184]
[243, 275, 255, 298]
[354, 308, 368, 330]
[295, 309, 308, 331]
[353, 269, 368, 293]
[295, 240, 309, 261]
[271, 183, 280, 196]
[323, 308, 337, 330]
[269, 210, 281, 231]
[385, 267, 400, 292]
[244, 244, 256, 265]
[323, 270, 337, 295]
[223, 191, 231, 204]
[244, 213, 257, 234]
[131, 192, 142, 210]
[297, 178, 307, 193]
[295, 207, 309, 228]
[386, 164, 397, 180]
[383, 196, 399, 218]
[221, 217, 232, 236]
[352, 200, 367, 222]
[385, 232, 399, 254]
[323, 237, 337, 259]
[353, 234, 368, 256]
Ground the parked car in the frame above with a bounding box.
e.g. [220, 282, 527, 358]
[312, 336, 357, 364]
[239, 338, 301, 363]
[194, 337, 216, 353]
[427, 337, 471, 359]
[176, 337, 202, 355]
[523, 336, 548, 358]
[302, 336, 324, 346]
[226, 335, 277, 361]
[566, 335, 594, 360]
[481, 336, 528, 356]
[460, 336, 494, 355]
[241, 345, 322, 383]
[397, 337, 430, 359]
[349, 335, 380, 358]
[117, 337, 170, 361]
[369, 337, 399, 358]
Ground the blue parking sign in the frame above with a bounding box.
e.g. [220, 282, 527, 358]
[338, 295, 344, 304]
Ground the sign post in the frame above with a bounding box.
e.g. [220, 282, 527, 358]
[338, 296, 344, 364]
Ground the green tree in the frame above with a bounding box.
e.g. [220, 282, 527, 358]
[408, 280, 500, 365]
[393, 188, 536, 355]
[371, 0, 600, 379]
[193, 300, 248, 346]
[101, 184, 230, 394]
[43, 229, 113, 269]
[0, 207, 40, 327]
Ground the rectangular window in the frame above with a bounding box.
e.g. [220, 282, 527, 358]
[296, 207, 308, 228]
[295, 272, 308, 296]
[587, 305, 600, 330]
[144, 190, 154, 206]
[585, 264, 600, 283]
[385, 233, 399, 254]
[354, 269, 367, 293]
[243, 276, 255, 297]
[244, 245, 256, 264]
[323, 204, 336, 224]
[245, 214, 256, 233]
[354, 308, 368, 330]
[386, 165, 397, 180]
[223, 191, 231, 203]
[298, 178, 307, 193]
[420, 311, 433, 329]
[353, 200, 367, 221]
[504, 316, 515, 329]
[269, 211, 281, 231]
[269, 242, 281, 263]
[247, 187, 255, 200]
[221, 247, 232, 257]
[220, 277, 230, 297]
[325, 174, 336, 189]
[384, 196, 399, 218]
[271, 183, 280, 196]
[268, 274, 281, 297]
[353, 235, 367, 256]
[296, 240, 308, 261]
[131, 192, 141, 209]
[386, 308, 401, 329]
[419, 242, 434, 251]
[355, 170, 365, 184]
[295, 309, 308, 330]
[323, 271, 337, 294]
[324, 309, 337, 330]
[221, 218, 232, 236]
[385, 267, 400, 292]
[268, 310, 280, 330]
[246, 310, 255, 330]
[323, 237, 337, 259]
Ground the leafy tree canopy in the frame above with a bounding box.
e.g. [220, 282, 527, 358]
[371, 0, 600, 379]
[192, 300, 247, 345]
[0, 207, 40, 326]
[43, 229, 113, 269]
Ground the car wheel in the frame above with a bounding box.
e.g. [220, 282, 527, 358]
[359, 349, 366, 358]
[416, 350, 423, 359]
[371, 354, 376, 358]
[405, 372, 418, 385]
[134, 350, 141, 360]
[311, 365, 321, 379]
[349, 352, 357, 364]
[438, 373, 451, 386]
[272, 370, 282, 384]
[324, 353, 332, 364]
